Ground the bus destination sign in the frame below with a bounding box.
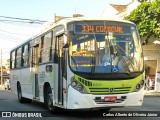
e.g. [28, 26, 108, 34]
[75, 24, 123, 33]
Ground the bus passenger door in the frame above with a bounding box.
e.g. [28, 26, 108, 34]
[56, 34, 66, 105]
[32, 45, 39, 99]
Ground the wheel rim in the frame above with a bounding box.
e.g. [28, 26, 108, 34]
[48, 93, 53, 111]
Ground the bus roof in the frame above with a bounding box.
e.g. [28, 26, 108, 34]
[33, 17, 135, 37]
[56, 17, 134, 25]
[10, 17, 135, 52]
[55, 17, 134, 27]
[48, 17, 134, 29]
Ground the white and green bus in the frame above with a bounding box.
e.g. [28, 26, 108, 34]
[10, 17, 144, 112]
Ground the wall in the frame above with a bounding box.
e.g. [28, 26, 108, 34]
[117, 0, 140, 19]
[145, 60, 157, 75]
[100, 4, 118, 18]
[143, 44, 160, 91]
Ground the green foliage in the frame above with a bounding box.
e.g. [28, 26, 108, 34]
[125, 0, 160, 44]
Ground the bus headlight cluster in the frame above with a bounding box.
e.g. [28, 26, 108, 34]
[133, 80, 144, 92]
[70, 77, 87, 94]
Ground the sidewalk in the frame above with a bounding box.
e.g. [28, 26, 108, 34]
[0, 85, 5, 90]
[144, 90, 160, 97]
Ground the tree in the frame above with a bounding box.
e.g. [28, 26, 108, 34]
[125, 0, 160, 44]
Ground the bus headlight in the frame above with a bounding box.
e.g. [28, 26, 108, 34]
[136, 84, 141, 89]
[70, 77, 87, 94]
[133, 80, 144, 92]
[71, 81, 77, 87]
[77, 84, 83, 91]
[140, 79, 144, 85]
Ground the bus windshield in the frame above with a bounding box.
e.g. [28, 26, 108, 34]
[68, 21, 143, 74]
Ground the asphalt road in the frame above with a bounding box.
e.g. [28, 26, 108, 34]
[0, 90, 160, 120]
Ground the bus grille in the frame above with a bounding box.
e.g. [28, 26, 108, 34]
[77, 77, 131, 94]
[89, 87, 131, 94]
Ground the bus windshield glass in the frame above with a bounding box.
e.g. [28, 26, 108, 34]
[68, 21, 143, 74]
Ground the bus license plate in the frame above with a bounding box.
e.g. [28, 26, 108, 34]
[104, 96, 117, 102]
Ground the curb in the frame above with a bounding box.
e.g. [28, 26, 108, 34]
[144, 92, 160, 97]
[0, 85, 5, 90]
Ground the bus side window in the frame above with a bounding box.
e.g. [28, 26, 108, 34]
[21, 46, 24, 67]
[11, 51, 16, 69]
[54, 36, 58, 63]
[39, 36, 44, 63]
[16, 48, 22, 68]
[22, 44, 29, 67]
[40, 32, 52, 63]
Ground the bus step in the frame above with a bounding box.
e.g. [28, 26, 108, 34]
[54, 104, 64, 108]
[33, 97, 40, 100]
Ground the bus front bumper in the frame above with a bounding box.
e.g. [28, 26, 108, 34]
[67, 86, 144, 109]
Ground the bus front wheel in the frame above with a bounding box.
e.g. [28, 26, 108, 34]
[17, 84, 25, 103]
[17, 84, 31, 103]
[46, 87, 58, 113]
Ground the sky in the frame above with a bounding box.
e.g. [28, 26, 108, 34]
[0, 0, 132, 65]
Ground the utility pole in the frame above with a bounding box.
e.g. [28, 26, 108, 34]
[0, 49, 2, 85]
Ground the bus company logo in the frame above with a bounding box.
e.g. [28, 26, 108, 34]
[109, 88, 114, 92]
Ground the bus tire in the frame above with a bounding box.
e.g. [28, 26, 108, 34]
[46, 87, 58, 113]
[17, 84, 26, 103]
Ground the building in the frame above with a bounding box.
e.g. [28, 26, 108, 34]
[100, 0, 140, 19]
[100, 0, 155, 19]
[143, 45, 160, 92]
